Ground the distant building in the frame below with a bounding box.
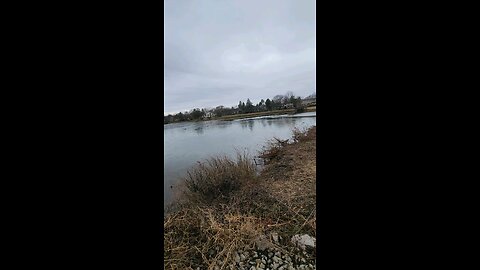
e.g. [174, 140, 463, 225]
[203, 111, 214, 119]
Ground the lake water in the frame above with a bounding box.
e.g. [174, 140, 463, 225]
[164, 112, 316, 209]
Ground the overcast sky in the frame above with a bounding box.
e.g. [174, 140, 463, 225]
[164, 0, 316, 115]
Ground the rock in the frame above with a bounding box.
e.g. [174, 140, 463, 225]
[255, 235, 270, 251]
[291, 234, 316, 250]
[271, 232, 279, 243]
[235, 253, 240, 263]
[241, 253, 246, 261]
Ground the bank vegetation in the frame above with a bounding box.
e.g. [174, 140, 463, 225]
[164, 126, 317, 269]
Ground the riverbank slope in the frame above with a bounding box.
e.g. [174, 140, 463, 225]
[164, 126, 317, 269]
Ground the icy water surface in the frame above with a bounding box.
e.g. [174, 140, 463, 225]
[164, 112, 316, 209]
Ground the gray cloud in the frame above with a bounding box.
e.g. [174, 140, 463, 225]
[164, 0, 316, 115]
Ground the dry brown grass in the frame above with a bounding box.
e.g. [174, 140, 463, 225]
[257, 127, 316, 239]
[164, 126, 317, 269]
[306, 106, 316, 112]
[217, 109, 296, 121]
[183, 153, 256, 205]
[164, 206, 264, 270]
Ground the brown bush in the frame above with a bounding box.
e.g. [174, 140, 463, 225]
[183, 152, 256, 204]
[292, 126, 316, 143]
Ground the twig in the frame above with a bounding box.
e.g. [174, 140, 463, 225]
[194, 246, 210, 266]
[294, 207, 316, 235]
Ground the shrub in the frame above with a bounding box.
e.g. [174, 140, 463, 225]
[183, 152, 256, 203]
[258, 137, 289, 163]
[292, 126, 316, 143]
[295, 106, 306, 113]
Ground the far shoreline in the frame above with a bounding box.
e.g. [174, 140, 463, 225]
[164, 106, 316, 125]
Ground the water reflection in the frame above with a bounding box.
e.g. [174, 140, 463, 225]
[238, 120, 256, 131]
[215, 121, 231, 129]
[194, 126, 204, 135]
[240, 121, 248, 130]
[260, 119, 267, 128]
[164, 114, 316, 209]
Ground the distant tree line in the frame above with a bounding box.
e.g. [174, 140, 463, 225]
[164, 91, 316, 124]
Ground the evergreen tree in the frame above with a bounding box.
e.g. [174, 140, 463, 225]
[246, 98, 253, 113]
[238, 101, 244, 113]
[265, 99, 272, 111]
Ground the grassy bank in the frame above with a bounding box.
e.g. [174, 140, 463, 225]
[216, 109, 295, 121]
[164, 107, 316, 124]
[164, 127, 317, 269]
[305, 106, 315, 112]
[217, 106, 316, 121]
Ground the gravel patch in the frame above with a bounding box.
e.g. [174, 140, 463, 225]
[226, 247, 316, 270]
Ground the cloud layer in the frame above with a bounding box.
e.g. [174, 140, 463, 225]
[164, 0, 316, 115]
